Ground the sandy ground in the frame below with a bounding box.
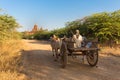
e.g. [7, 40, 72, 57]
[22, 40, 120, 80]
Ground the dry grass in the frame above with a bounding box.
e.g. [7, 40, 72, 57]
[0, 40, 27, 80]
[100, 47, 120, 57]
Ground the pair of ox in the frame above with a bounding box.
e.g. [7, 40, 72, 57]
[50, 35, 83, 61]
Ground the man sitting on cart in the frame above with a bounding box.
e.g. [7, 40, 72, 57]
[73, 30, 83, 48]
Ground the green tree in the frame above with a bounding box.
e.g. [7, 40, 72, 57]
[0, 11, 20, 41]
[83, 10, 120, 43]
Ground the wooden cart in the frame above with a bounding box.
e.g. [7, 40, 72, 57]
[60, 38, 100, 68]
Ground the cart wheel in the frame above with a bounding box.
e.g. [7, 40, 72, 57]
[86, 50, 98, 67]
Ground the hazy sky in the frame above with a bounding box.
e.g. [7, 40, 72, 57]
[0, 0, 120, 31]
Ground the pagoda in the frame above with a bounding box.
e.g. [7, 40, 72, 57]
[26, 24, 39, 35]
[31, 24, 39, 33]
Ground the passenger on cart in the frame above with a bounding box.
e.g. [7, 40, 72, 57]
[73, 30, 83, 48]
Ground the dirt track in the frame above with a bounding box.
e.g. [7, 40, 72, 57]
[22, 40, 120, 80]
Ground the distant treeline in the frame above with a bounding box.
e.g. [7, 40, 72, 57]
[23, 10, 120, 44]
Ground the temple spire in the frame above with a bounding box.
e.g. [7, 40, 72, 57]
[32, 24, 39, 32]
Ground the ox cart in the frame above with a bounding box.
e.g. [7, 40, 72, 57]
[60, 38, 100, 68]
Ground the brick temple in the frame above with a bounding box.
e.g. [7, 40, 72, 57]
[25, 24, 39, 35]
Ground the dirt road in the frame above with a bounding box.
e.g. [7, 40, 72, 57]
[22, 40, 120, 80]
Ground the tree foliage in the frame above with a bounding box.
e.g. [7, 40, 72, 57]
[0, 11, 20, 41]
[24, 10, 120, 44]
[83, 10, 120, 43]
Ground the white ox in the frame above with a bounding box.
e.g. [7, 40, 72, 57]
[50, 37, 62, 60]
